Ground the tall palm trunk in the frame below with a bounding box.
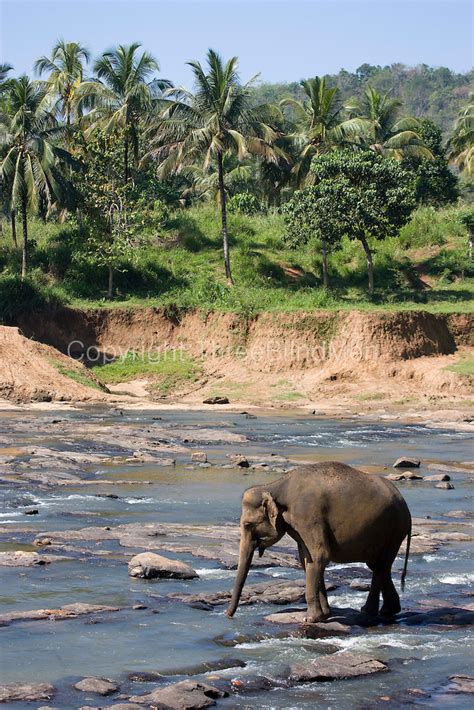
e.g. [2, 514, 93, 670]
[107, 264, 114, 299]
[10, 210, 17, 247]
[360, 234, 374, 297]
[124, 133, 129, 184]
[217, 151, 233, 285]
[21, 195, 28, 280]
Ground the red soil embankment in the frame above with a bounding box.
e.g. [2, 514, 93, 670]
[0, 326, 107, 403]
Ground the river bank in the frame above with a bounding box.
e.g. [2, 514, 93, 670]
[0, 307, 473, 427]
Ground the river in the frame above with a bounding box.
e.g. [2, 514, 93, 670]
[0, 409, 472, 709]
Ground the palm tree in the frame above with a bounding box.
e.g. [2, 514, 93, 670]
[0, 76, 71, 278]
[34, 40, 90, 131]
[79, 43, 168, 183]
[281, 76, 341, 186]
[340, 86, 432, 159]
[448, 96, 474, 176]
[0, 63, 15, 243]
[0, 63, 13, 95]
[145, 49, 281, 283]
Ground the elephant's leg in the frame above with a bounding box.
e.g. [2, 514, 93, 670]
[297, 542, 306, 571]
[380, 568, 401, 617]
[300, 536, 329, 623]
[361, 564, 381, 616]
[319, 571, 331, 617]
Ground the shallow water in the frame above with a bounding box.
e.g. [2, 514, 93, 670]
[0, 409, 473, 709]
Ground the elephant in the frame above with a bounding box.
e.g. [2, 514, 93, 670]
[226, 462, 411, 622]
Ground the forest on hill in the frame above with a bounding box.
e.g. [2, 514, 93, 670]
[251, 63, 474, 135]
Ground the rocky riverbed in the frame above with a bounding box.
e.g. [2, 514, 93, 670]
[0, 407, 473, 709]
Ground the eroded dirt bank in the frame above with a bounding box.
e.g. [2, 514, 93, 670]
[5, 307, 474, 415]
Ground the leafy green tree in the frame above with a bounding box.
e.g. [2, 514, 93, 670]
[145, 49, 282, 283]
[448, 96, 474, 176]
[340, 87, 432, 159]
[0, 76, 72, 278]
[34, 40, 90, 132]
[282, 182, 347, 288]
[403, 119, 458, 205]
[73, 127, 137, 298]
[307, 150, 416, 295]
[80, 43, 169, 184]
[281, 76, 341, 186]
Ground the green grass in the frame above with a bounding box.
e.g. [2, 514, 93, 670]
[354, 392, 386, 401]
[446, 356, 474, 376]
[51, 361, 103, 390]
[1, 203, 473, 316]
[91, 350, 201, 396]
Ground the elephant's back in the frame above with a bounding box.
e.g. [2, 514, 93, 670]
[287, 462, 410, 560]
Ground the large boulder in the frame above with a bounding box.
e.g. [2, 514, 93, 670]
[393, 457, 420, 469]
[203, 396, 229, 405]
[290, 652, 388, 682]
[74, 677, 119, 695]
[0, 683, 55, 703]
[128, 552, 198, 580]
[129, 679, 227, 708]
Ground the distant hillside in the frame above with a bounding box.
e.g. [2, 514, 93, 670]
[251, 63, 474, 135]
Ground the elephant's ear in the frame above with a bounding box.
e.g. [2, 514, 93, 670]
[262, 492, 279, 530]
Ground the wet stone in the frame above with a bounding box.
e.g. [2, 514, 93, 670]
[290, 652, 388, 682]
[447, 674, 474, 693]
[192, 452, 208, 463]
[128, 552, 198, 580]
[264, 611, 352, 635]
[0, 682, 56, 703]
[74, 677, 119, 695]
[393, 457, 420, 468]
[435, 482, 455, 489]
[425, 473, 451, 482]
[0, 551, 68, 566]
[129, 679, 228, 707]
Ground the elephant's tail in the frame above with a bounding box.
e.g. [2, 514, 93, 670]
[401, 518, 411, 592]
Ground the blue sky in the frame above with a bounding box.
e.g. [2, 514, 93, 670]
[1, 0, 472, 86]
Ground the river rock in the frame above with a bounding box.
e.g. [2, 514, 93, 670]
[425, 473, 451, 482]
[192, 452, 208, 463]
[168, 578, 336, 608]
[0, 682, 55, 702]
[203, 396, 229, 405]
[386, 471, 423, 481]
[229, 454, 250, 468]
[80, 706, 142, 710]
[264, 612, 351, 633]
[74, 677, 119, 695]
[129, 679, 227, 707]
[128, 552, 198, 580]
[0, 551, 67, 566]
[435, 482, 455, 489]
[290, 652, 388, 682]
[0, 602, 121, 625]
[393, 457, 420, 468]
[448, 674, 474, 693]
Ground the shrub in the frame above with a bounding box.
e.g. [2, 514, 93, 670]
[228, 192, 263, 215]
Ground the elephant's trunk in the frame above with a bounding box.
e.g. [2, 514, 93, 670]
[226, 531, 256, 617]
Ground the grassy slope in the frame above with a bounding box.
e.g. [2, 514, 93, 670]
[91, 350, 201, 396]
[0, 204, 473, 315]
